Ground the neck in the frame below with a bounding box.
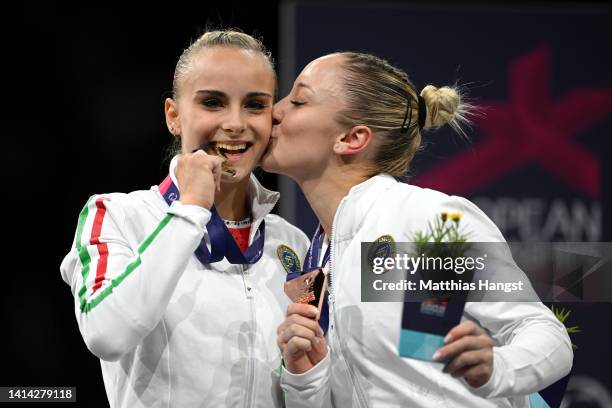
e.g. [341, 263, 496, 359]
[297, 166, 368, 238]
[214, 176, 251, 221]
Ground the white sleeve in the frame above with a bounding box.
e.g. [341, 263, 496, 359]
[60, 194, 211, 362]
[464, 302, 573, 398]
[281, 349, 334, 408]
[444, 196, 573, 398]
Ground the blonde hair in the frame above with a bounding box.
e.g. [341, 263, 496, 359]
[172, 29, 276, 99]
[335, 52, 472, 178]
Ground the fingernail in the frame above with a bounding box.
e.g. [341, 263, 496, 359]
[444, 334, 453, 344]
[432, 351, 442, 360]
[317, 326, 324, 337]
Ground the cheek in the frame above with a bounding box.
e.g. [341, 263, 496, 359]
[180, 112, 221, 152]
[193, 111, 218, 130]
[251, 114, 272, 143]
[182, 108, 217, 136]
[282, 114, 305, 140]
[278, 109, 332, 155]
[285, 120, 323, 150]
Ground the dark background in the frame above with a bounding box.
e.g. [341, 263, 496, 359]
[6, 3, 281, 407]
[5, 1, 612, 407]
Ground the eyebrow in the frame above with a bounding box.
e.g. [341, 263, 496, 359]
[296, 83, 315, 93]
[195, 89, 273, 98]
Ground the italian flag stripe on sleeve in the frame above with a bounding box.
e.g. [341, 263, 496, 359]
[91, 198, 110, 294]
[76, 196, 95, 303]
[74, 195, 174, 313]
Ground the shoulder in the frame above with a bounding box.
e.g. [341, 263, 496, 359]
[78, 192, 129, 222]
[439, 195, 506, 242]
[78, 188, 163, 225]
[378, 182, 453, 218]
[264, 214, 310, 249]
[378, 183, 505, 242]
[264, 213, 309, 243]
[389, 181, 452, 202]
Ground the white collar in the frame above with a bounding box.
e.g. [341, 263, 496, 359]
[331, 174, 399, 242]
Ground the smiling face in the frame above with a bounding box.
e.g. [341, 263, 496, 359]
[165, 46, 275, 182]
[261, 54, 348, 181]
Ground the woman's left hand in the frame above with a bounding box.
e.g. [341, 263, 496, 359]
[434, 320, 495, 388]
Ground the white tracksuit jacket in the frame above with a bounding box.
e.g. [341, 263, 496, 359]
[60, 159, 309, 408]
[281, 175, 573, 408]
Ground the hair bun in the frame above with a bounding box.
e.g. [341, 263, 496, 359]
[420, 84, 462, 129]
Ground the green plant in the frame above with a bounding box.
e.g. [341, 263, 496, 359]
[413, 212, 472, 259]
[550, 304, 580, 349]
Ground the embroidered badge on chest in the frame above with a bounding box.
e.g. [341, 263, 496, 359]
[367, 235, 396, 270]
[277, 245, 302, 274]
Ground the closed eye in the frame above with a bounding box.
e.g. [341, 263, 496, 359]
[290, 100, 306, 106]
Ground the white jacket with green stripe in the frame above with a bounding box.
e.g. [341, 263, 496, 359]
[60, 162, 309, 408]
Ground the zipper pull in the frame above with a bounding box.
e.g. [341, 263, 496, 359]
[244, 283, 254, 299]
[242, 267, 254, 299]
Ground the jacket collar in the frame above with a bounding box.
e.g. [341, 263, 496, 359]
[333, 174, 399, 242]
[168, 155, 279, 224]
[247, 173, 280, 222]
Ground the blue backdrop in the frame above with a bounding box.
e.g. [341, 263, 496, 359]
[279, 3, 612, 406]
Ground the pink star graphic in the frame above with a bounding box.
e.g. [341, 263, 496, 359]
[412, 45, 612, 200]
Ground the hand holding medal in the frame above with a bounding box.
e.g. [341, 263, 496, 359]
[277, 303, 328, 375]
[160, 145, 266, 266]
[175, 145, 238, 209]
[174, 148, 223, 209]
[278, 226, 331, 375]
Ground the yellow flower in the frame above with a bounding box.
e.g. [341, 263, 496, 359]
[449, 212, 462, 222]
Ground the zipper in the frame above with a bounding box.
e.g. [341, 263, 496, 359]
[328, 198, 369, 408]
[243, 216, 264, 408]
[328, 196, 345, 301]
[241, 264, 256, 408]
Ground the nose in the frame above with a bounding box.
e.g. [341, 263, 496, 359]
[222, 106, 246, 134]
[272, 99, 285, 125]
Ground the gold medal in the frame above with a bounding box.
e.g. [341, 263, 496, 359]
[209, 144, 236, 178]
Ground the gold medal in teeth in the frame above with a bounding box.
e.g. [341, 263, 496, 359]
[209, 143, 237, 177]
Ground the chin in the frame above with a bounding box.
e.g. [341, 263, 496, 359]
[260, 155, 278, 174]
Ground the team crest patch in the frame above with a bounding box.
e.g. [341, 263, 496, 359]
[367, 235, 396, 271]
[277, 245, 302, 274]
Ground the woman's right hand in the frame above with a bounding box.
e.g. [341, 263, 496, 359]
[277, 303, 328, 374]
[175, 149, 224, 209]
